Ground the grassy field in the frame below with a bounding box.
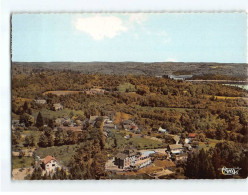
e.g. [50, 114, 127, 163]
[135, 105, 198, 113]
[106, 130, 164, 150]
[12, 156, 34, 169]
[117, 83, 136, 92]
[36, 143, 84, 166]
[198, 138, 222, 150]
[32, 108, 84, 120]
[42, 90, 82, 96]
[206, 95, 248, 102]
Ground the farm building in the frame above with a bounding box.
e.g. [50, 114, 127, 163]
[53, 103, 64, 111]
[34, 99, 47, 104]
[167, 144, 183, 155]
[158, 127, 167, 133]
[114, 146, 139, 169]
[40, 155, 60, 174]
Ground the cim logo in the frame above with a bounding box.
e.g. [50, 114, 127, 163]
[219, 166, 241, 176]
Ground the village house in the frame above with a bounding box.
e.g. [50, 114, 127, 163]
[167, 144, 183, 155]
[53, 103, 64, 111]
[114, 146, 139, 169]
[175, 153, 188, 162]
[188, 133, 197, 140]
[158, 127, 167, 133]
[34, 99, 47, 104]
[114, 146, 155, 170]
[123, 124, 131, 131]
[135, 157, 152, 169]
[184, 138, 190, 144]
[55, 118, 65, 125]
[103, 123, 116, 131]
[40, 155, 60, 174]
[140, 151, 155, 160]
[183, 143, 192, 151]
[122, 119, 133, 126]
[89, 116, 99, 125]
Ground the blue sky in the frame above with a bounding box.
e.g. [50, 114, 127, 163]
[12, 13, 247, 63]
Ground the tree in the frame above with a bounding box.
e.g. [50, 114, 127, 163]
[24, 134, 35, 147]
[38, 134, 48, 147]
[48, 119, 55, 128]
[36, 112, 44, 128]
[20, 113, 34, 127]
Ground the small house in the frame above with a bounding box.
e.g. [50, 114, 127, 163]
[114, 146, 139, 169]
[167, 144, 183, 155]
[34, 99, 47, 104]
[53, 103, 64, 111]
[175, 153, 188, 162]
[158, 127, 167, 133]
[184, 143, 192, 151]
[89, 116, 99, 125]
[122, 119, 133, 126]
[103, 123, 116, 131]
[188, 133, 197, 139]
[40, 156, 59, 173]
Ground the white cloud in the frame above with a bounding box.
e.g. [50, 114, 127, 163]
[73, 14, 148, 41]
[73, 15, 128, 40]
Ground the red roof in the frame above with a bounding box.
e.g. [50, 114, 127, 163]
[42, 156, 56, 165]
[188, 133, 197, 138]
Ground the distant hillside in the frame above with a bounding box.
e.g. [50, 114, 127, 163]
[12, 61, 248, 78]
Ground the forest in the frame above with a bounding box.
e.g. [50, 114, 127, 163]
[11, 69, 248, 179]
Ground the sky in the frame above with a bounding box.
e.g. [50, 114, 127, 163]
[12, 13, 247, 63]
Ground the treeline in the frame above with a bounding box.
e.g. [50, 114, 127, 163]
[12, 71, 247, 99]
[185, 142, 248, 179]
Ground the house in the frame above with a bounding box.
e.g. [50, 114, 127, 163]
[114, 146, 139, 169]
[124, 135, 130, 139]
[104, 119, 113, 124]
[140, 151, 155, 160]
[158, 127, 167, 133]
[175, 153, 188, 162]
[188, 133, 197, 139]
[123, 125, 131, 131]
[122, 119, 133, 126]
[173, 135, 180, 145]
[130, 125, 139, 132]
[34, 99, 47, 104]
[55, 118, 65, 125]
[184, 138, 190, 144]
[184, 143, 192, 151]
[53, 103, 64, 111]
[135, 157, 152, 169]
[40, 156, 59, 174]
[167, 144, 183, 155]
[104, 123, 116, 131]
[89, 116, 99, 125]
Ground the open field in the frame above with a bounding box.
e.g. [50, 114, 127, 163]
[198, 138, 223, 150]
[106, 130, 164, 150]
[43, 90, 82, 96]
[12, 156, 34, 169]
[206, 95, 248, 102]
[36, 143, 84, 166]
